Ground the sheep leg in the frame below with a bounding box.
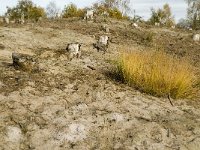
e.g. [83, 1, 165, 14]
[68, 53, 73, 61]
[76, 52, 81, 59]
[103, 50, 106, 54]
[79, 51, 81, 58]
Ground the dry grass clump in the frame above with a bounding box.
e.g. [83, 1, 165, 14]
[117, 50, 198, 99]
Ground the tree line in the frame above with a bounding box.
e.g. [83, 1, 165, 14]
[3, 0, 200, 29]
[4, 0, 131, 21]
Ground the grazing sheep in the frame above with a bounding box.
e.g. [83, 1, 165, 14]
[99, 35, 109, 46]
[102, 11, 109, 18]
[36, 17, 42, 23]
[132, 23, 139, 28]
[12, 52, 37, 71]
[130, 22, 140, 29]
[20, 13, 25, 24]
[93, 43, 108, 53]
[155, 22, 160, 26]
[93, 35, 109, 53]
[171, 25, 176, 29]
[66, 43, 82, 60]
[15, 13, 25, 24]
[4, 17, 9, 24]
[101, 24, 110, 33]
[193, 34, 200, 42]
[84, 10, 94, 21]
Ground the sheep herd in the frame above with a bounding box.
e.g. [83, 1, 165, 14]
[67, 35, 109, 60]
[1, 9, 110, 63]
[11, 32, 110, 71]
[1, 9, 199, 66]
[64, 9, 110, 60]
[2, 13, 25, 25]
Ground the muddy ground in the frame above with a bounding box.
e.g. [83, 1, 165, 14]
[0, 19, 200, 150]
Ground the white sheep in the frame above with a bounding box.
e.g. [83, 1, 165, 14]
[130, 22, 140, 29]
[4, 17, 9, 24]
[66, 43, 82, 60]
[102, 11, 109, 18]
[93, 35, 109, 53]
[132, 23, 139, 28]
[101, 24, 110, 33]
[37, 17, 42, 23]
[155, 22, 160, 26]
[15, 13, 25, 24]
[171, 25, 176, 29]
[20, 13, 25, 24]
[193, 34, 200, 42]
[99, 35, 109, 46]
[84, 10, 94, 20]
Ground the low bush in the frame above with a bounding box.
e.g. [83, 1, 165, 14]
[117, 50, 198, 99]
[149, 3, 175, 27]
[107, 7, 123, 19]
[5, 0, 46, 21]
[93, 2, 129, 20]
[62, 3, 85, 18]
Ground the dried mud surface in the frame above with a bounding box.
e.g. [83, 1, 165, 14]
[0, 19, 200, 150]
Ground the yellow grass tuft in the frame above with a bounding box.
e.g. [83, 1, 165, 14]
[117, 50, 198, 99]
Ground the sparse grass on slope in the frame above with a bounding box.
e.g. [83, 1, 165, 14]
[117, 50, 199, 99]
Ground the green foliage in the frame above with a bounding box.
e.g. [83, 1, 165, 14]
[93, 1, 128, 20]
[93, 2, 107, 16]
[185, 0, 200, 29]
[149, 8, 163, 24]
[101, 0, 131, 15]
[62, 3, 85, 18]
[5, 0, 45, 21]
[149, 3, 175, 27]
[108, 7, 123, 19]
[29, 6, 46, 20]
[76, 9, 85, 18]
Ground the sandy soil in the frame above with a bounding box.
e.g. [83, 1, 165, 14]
[0, 19, 200, 150]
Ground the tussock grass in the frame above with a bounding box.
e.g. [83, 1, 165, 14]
[117, 50, 199, 99]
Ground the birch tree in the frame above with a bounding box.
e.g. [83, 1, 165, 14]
[185, 0, 200, 29]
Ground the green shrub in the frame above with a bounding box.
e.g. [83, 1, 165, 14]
[93, 1, 129, 20]
[5, 0, 46, 21]
[29, 6, 46, 20]
[108, 7, 123, 19]
[62, 3, 85, 18]
[149, 3, 175, 27]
